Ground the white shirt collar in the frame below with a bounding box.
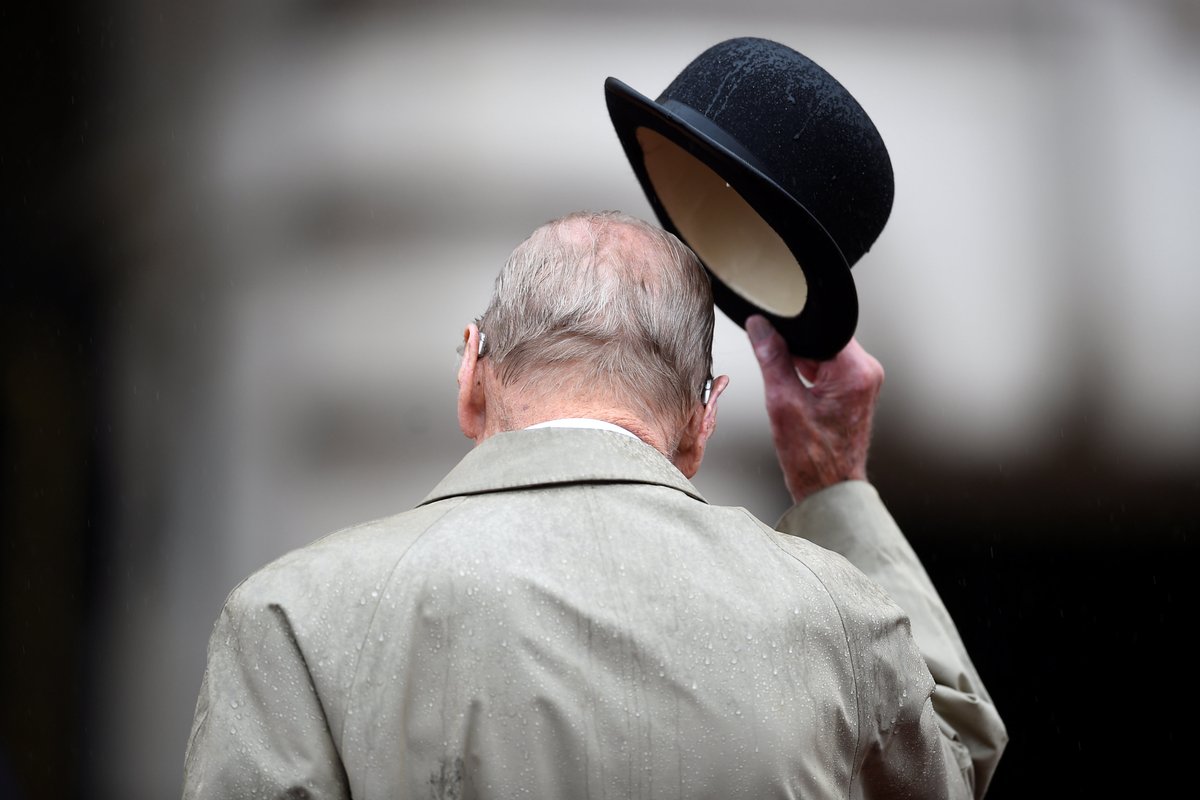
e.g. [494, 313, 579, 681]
[525, 418, 640, 440]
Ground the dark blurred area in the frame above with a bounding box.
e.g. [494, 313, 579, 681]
[3, 2, 1197, 799]
[2, 2, 112, 798]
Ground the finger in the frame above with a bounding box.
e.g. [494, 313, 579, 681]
[793, 357, 820, 387]
[828, 338, 884, 392]
[746, 315, 805, 394]
[793, 339, 880, 398]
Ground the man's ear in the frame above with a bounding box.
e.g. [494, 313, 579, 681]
[672, 374, 730, 478]
[457, 323, 487, 443]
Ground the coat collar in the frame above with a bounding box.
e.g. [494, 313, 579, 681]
[419, 428, 706, 506]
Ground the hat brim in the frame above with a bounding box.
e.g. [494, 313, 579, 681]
[605, 76, 857, 360]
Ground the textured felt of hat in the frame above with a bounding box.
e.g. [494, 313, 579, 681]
[605, 37, 894, 359]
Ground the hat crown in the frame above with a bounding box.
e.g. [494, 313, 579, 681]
[657, 37, 893, 268]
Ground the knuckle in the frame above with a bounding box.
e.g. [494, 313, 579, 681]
[853, 354, 884, 388]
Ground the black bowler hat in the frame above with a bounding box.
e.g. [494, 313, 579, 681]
[605, 37, 894, 358]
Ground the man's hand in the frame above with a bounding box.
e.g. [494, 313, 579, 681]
[746, 315, 884, 504]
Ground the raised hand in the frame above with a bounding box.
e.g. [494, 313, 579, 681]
[746, 315, 884, 504]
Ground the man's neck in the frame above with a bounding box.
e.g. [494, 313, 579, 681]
[489, 405, 671, 457]
[525, 418, 640, 439]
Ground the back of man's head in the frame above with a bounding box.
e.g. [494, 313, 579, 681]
[478, 211, 715, 444]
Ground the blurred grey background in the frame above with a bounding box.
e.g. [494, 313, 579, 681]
[3, 1, 1198, 798]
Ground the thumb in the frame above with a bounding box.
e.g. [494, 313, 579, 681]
[746, 315, 802, 392]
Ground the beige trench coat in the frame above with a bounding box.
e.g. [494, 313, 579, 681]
[183, 428, 1006, 799]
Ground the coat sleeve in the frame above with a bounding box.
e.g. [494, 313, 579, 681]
[182, 580, 351, 800]
[776, 481, 1008, 799]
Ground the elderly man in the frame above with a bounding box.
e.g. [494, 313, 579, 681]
[183, 211, 1006, 799]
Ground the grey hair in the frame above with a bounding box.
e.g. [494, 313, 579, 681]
[478, 210, 715, 437]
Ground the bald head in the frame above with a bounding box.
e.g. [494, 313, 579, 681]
[476, 211, 716, 448]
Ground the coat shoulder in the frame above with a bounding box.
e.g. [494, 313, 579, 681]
[226, 497, 466, 614]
